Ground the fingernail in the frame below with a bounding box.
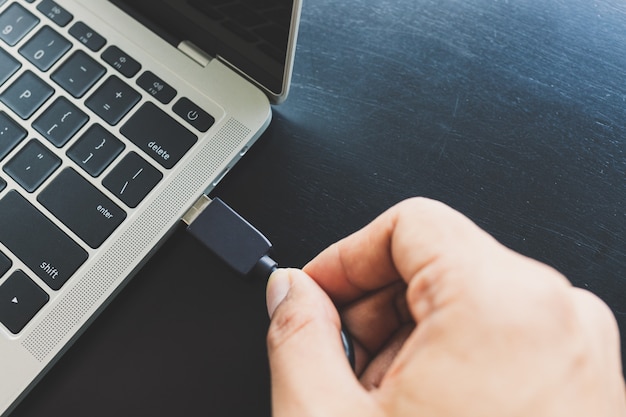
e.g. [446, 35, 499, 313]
[266, 268, 292, 318]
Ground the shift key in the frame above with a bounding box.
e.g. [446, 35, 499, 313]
[39, 168, 126, 249]
[0, 191, 88, 290]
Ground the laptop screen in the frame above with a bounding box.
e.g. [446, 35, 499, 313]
[110, 0, 297, 100]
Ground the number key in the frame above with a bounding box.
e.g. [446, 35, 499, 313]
[0, 3, 39, 46]
[19, 26, 72, 71]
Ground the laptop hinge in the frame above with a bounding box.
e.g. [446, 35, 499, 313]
[177, 40, 212, 67]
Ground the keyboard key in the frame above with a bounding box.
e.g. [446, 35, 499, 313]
[103, 151, 162, 208]
[0, 250, 10, 277]
[38, 168, 126, 248]
[86, 76, 141, 125]
[173, 97, 215, 132]
[0, 47, 21, 86]
[0, 270, 49, 334]
[19, 25, 72, 71]
[51, 50, 106, 98]
[33, 96, 89, 147]
[0, 71, 55, 120]
[136, 71, 177, 104]
[102, 45, 141, 78]
[0, 190, 88, 290]
[67, 124, 124, 177]
[69, 21, 106, 52]
[0, 111, 27, 160]
[0, 3, 39, 46]
[121, 102, 197, 169]
[3, 139, 61, 192]
[37, 0, 73, 27]
[0, 177, 5, 192]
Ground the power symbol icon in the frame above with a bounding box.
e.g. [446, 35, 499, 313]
[187, 110, 199, 121]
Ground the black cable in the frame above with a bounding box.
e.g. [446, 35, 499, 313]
[182, 196, 355, 370]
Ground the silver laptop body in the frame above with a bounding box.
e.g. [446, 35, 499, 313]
[0, 0, 301, 414]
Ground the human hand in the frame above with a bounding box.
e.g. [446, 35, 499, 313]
[265, 198, 626, 416]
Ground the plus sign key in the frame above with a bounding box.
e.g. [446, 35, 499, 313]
[86, 75, 141, 125]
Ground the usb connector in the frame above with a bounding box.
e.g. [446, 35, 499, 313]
[182, 196, 277, 279]
[182, 195, 355, 369]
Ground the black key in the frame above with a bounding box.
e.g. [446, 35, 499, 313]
[0, 190, 88, 290]
[39, 168, 126, 248]
[121, 102, 197, 169]
[103, 151, 162, 208]
[86, 76, 141, 125]
[33, 96, 89, 147]
[37, 0, 73, 27]
[0, 47, 21, 86]
[0, 3, 39, 46]
[69, 21, 106, 52]
[0, 111, 27, 160]
[67, 124, 124, 177]
[3, 139, 61, 192]
[0, 270, 49, 334]
[101, 45, 141, 78]
[0, 177, 5, 192]
[136, 71, 177, 104]
[173, 97, 215, 132]
[0, 71, 55, 119]
[0, 250, 10, 276]
[51, 50, 106, 98]
[19, 25, 72, 71]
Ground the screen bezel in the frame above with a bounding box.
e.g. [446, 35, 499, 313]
[109, 0, 302, 104]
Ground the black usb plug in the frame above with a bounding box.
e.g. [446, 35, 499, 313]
[183, 195, 277, 279]
[182, 195, 355, 370]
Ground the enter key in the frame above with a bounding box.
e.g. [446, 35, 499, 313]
[38, 168, 126, 249]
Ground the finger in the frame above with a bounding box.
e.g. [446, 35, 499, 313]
[266, 269, 373, 416]
[303, 197, 495, 305]
[302, 203, 403, 304]
[340, 281, 411, 363]
[359, 323, 414, 390]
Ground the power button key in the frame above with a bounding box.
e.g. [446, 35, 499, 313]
[173, 97, 214, 133]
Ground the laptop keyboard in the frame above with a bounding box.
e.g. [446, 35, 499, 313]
[0, 0, 215, 334]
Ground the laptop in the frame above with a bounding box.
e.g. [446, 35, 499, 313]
[0, 0, 301, 414]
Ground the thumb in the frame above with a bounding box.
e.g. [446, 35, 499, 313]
[266, 268, 368, 417]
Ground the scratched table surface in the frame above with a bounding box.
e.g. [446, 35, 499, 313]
[11, 0, 626, 416]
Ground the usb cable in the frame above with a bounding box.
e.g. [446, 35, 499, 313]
[182, 195, 355, 370]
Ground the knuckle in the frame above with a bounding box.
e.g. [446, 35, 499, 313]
[572, 288, 620, 340]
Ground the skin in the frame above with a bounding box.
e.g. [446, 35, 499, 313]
[265, 197, 626, 417]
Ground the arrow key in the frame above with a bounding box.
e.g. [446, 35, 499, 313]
[0, 270, 49, 334]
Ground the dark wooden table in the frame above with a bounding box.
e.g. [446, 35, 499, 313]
[13, 0, 626, 415]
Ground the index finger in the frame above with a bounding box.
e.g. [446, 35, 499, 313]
[302, 197, 496, 305]
[302, 203, 402, 305]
